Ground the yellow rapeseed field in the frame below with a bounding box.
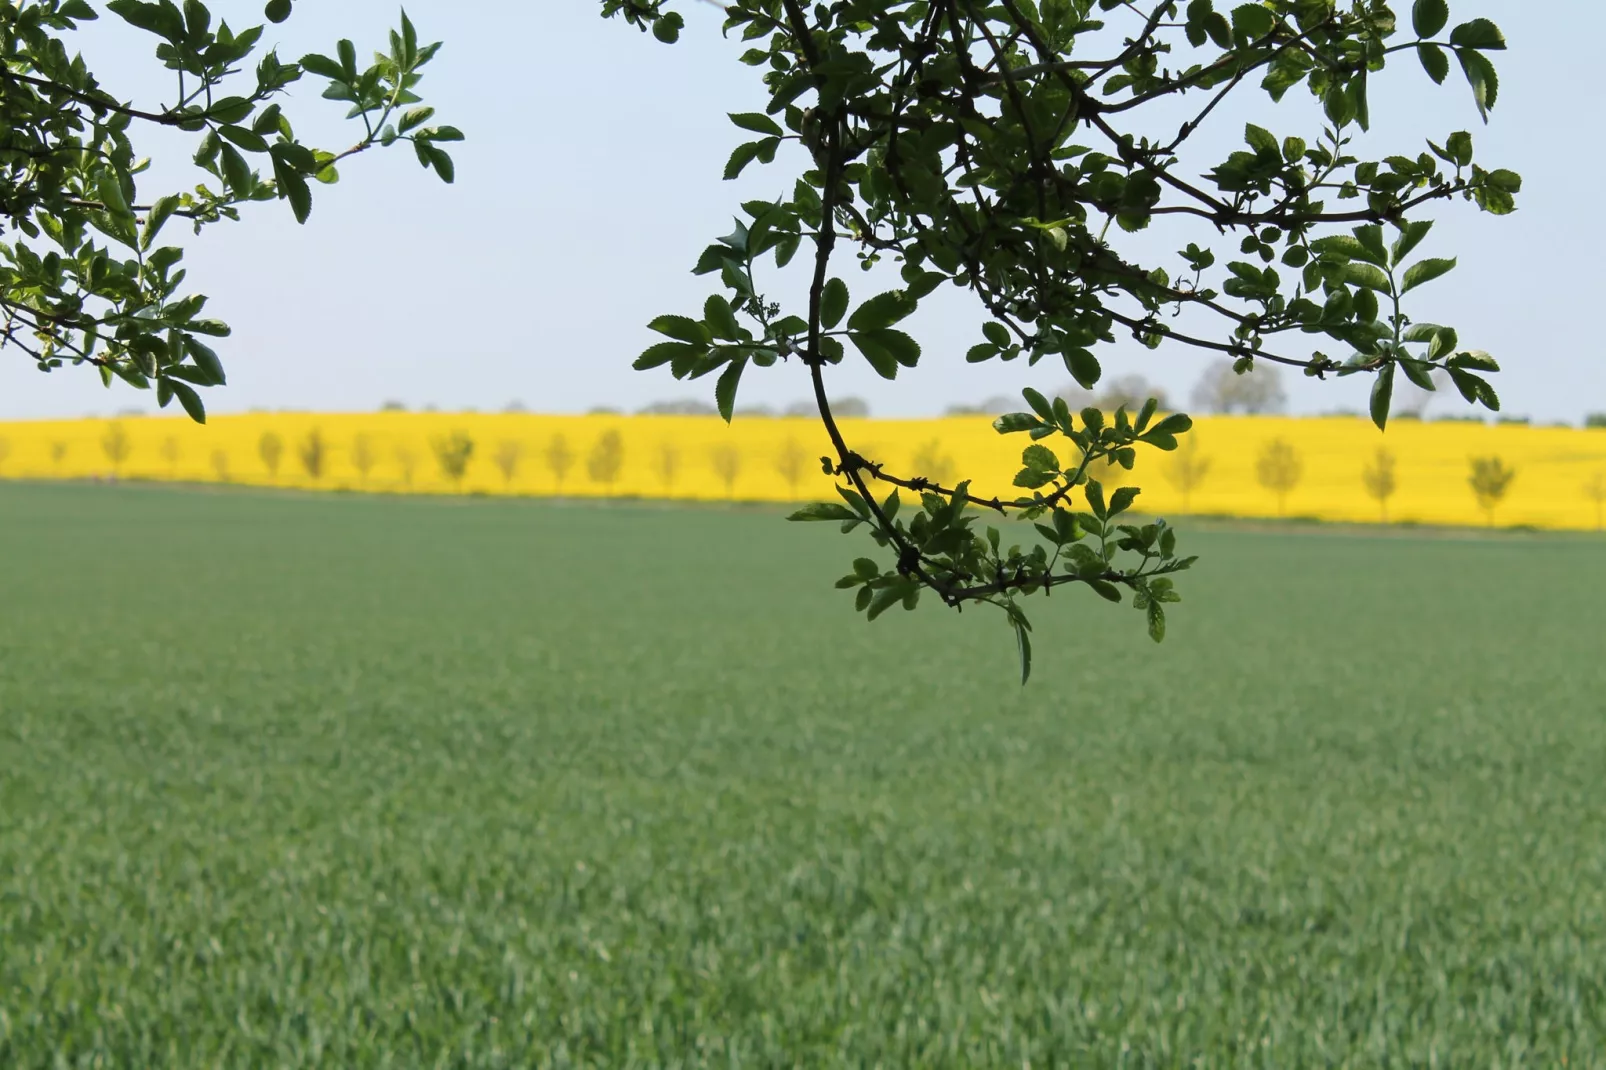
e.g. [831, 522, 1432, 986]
[1, 411, 1603, 530]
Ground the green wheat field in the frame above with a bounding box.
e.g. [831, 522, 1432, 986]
[1, 481, 1603, 1067]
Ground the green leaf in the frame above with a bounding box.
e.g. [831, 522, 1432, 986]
[1445, 130, 1473, 167]
[141, 194, 181, 250]
[1449, 18, 1505, 50]
[847, 290, 916, 331]
[1063, 348, 1101, 390]
[866, 584, 903, 621]
[1390, 220, 1433, 265]
[1412, 0, 1448, 37]
[820, 278, 848, 329]
[169, 379, 206, 424]
[1146, 601, 1166, 643]
[966, 343, 998, 363]
[184, 338, 225, 385]
[633, 340, 698, 371]
[1243, 123, 1278, 158]
[649, 315, 710, 344]
[299, 52, 344, 80]
[848, 331, 901, 379]
[1353, 225, 1388, 265]
[277, 162, 311, 223]
[1343, 262, 1392, 292]
[1022, 444, 1060, 473]
[1456, 48, 1499, 120]
[1013, 619, 1033, 685]
[219, 144, 252, 198]
[789, 502, 858, 522]
[265, 0, 292, 23]
[1401, 257, 1456, 294]
[982, 321, 1011, 347]
[1417, 43, 1449, 84]
[729, 112, 783, 137]
[993, 413, 1039, 434]
[1370, 361, 1395, 431]
[714, 356, 746, 422]
[651, 10, 683, 43]
[722, 140, 764, 180]
[704, 294, 741, 340]
[1108, 486, 1140, 516]
[1231, 3, 1274, 43]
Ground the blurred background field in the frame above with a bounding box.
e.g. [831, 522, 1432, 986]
[1, 410, 1605, 530]
[1, 481, 1603, 1066]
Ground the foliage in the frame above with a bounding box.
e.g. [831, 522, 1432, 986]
[158, 433, 179, 471]
[1256, 437, 1303, 513]
[587, 429, 624, 485]
[431, 430, 473, 489]
[909, 438, 956, 486]
[0, 437, 9, 470]
[773, 436, 809, 495]
[257, 429, 282, 476]
[0, 1, 458, 422]
[3, 484, 1605, 1064]
[49, 440, 68, 465]
[1468, 454, 1514, 524]
[493, 439, 523, 487]
[297, 427, 326, 480]
[1360, 444, 1397, 520]
[613, 0, 1516, 678]
[1586, 413, 1606, 430]
[1189, 357, 1288, 415]
[1163, 433, 1211, 511]
[393, 444, 418, 487]
[210, 447, 228, 481]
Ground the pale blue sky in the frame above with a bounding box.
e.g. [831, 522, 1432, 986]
[1, 1, 1598, 423]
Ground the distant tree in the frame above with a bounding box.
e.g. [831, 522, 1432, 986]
[787, 397, 869, 418]
[709, 442, 742, 498]
[734, 404, 776, 418]
[493, 440, 523, 488]
[380, 401, 409, 413]
[503, 400, 529, 414]
[297, 429, 327, 480]
[1361, 446, 1398, 523]
[640, 399, 717, 416]
[1256, 439, 1303, 516]
[654, 441, 681, 492]
[210, 449, 230, 483]
[944, 395, 1019, 417]
[1095, 374, 1170, 413]
[910, 439, 956, 486]
[50, 441, 68, 468]
[1585, 413, 1606, 430]
[0, 437, 9, 473]
[1191, 359, 1288, 415]
[258, 432, 284, 479]
[394, 446, 419, 488]
[351, 435, 377, 485]
[774, 437, 809, 497]
[1585, 472, 1606, 532]
[159, 435, 181, 476]
[432, 432, 475, 491]
[1163, 435, 1212, 513]
[544, 434, 575, 491]
[101, 423, 131, 474]
[586, 430, 624, 488]
[1468, 456, 1516, 527]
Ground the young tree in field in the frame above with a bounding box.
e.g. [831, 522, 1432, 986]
[432, 432, 475, 491]
[350, 434, 377, 486]
[394, 445, 419, 489]
[298, 428, 327, 481]
[1361, 447, 1398, 522]
[101, 423, 131, 474]
[258, 431, 284, 480]
[210, 449, 230, 483]
[1586, 472, 1606, 532]
[709, 442, 742, 498]
[910, 440, 957, 487]
[1256, 439, 1304, 516]
[1468, 456, 1515, 527]
[655, 441, 682, 493]
[0, 4, 458, 423]
[1163, 435, 1212, 513]
[544, 434, 575, 492]
[159, 435, 181, 476]
[50, 442, 68, 469]
[774, 437, 809, 498]
[493, 441, 524, 489]
[0, 438, 9, 474]
[586, 430, 624, 490]
[616, 1, 1516, 678]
